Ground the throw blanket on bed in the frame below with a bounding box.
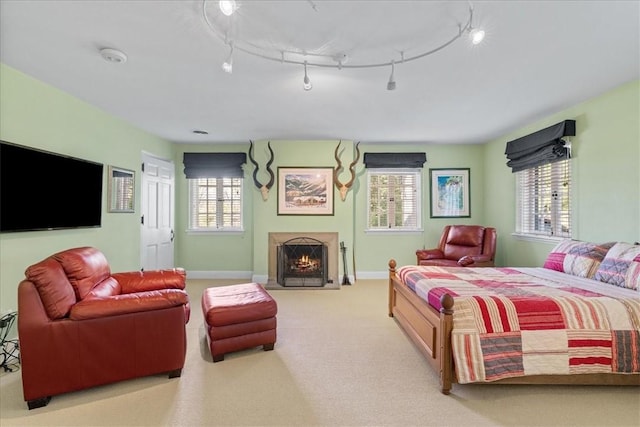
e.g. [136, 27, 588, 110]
[396, 266, 640, 383]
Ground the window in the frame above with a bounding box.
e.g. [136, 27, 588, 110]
[367, 169, 421, 231]
[188, 177, 243, 231]
[515, 159, 571, 238]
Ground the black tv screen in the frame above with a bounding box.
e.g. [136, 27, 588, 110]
[0, 141, 104, 232]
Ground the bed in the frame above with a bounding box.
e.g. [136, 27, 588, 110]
[387, 240, 640, 394]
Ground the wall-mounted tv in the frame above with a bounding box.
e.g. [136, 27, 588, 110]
[0, 140, 104, 232]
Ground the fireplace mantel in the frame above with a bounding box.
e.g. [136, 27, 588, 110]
[267, 232, 340, 289]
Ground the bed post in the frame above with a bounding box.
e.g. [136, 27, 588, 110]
[388, 259, 397, 317]
[439, 293, 454, 394]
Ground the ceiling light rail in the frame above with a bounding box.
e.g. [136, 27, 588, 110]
[204, 0, 485, 90]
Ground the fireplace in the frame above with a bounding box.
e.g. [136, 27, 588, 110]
[267, 232, 339, 289]
[277, 237, 328, 287]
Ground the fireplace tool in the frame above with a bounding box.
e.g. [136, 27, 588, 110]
[340, 241, 351, 285]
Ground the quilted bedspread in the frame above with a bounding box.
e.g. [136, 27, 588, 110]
[396, 265, 640, 383]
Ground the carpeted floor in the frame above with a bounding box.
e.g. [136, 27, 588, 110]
[0, 279, 638, 426]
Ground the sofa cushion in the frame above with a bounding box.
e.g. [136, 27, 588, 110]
[446, 226, 484, 247]
[593, 242, 640, 290]
[83, 277, 121, 299]
[25, 257, 76, 319]
[53, 247, 111, 300]
[543, 240, 614, 278]
[113, 268, 186, 294]
[69, 289, 189, 320]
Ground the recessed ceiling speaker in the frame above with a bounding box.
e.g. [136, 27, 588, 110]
[100, 48, 127, 63]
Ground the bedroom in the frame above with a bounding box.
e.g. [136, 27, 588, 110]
[0, 0, 639, 422]
[0, 0, 638, 311]
[1, 67, 636, 307]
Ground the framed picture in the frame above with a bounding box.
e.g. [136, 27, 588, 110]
[107, 165, 135, 213]
[429, 168, 470, 218]
[277, 167, 334, 215]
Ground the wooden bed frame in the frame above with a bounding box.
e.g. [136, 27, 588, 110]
[387, 259, 640, 394]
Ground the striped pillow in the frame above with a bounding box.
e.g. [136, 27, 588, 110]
[543, 240, 614, 278]
[593, 242, 640, 290]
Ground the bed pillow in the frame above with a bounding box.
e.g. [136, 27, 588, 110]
[593, 242, 640, 290]
[543, 240, 614, 278]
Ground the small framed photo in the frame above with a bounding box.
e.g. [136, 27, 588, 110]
[429, 168, 470, 218]
[277, 167, 334, 216]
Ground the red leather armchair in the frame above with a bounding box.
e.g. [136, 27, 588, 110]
[416, 225, 497, 267]
[17, 247, 190, 409]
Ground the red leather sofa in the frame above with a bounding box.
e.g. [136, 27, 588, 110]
[17, 247, 190, 409]
[416, 225, 497, 267]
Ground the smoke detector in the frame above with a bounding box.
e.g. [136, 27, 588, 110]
[100, 48, 127, 63]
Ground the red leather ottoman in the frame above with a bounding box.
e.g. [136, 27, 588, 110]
[201, 283, 277, 362]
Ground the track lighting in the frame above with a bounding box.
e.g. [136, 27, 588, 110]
[303, 61, 312, 91]
[219, 0, 236, 16]
[469, 28, 485, 45]
[222, 43, 233, 73]
[203, 1, 486, 91]
[467, 3, 485, 45]
[387, 61, 396, 91]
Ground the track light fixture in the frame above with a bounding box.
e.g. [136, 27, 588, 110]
[219, 0, 236, 16]
[387, 61, 396, 91]
[467, 3, 485, 45]
[222, 43, 233, 73]
[469, 28, 485, 45]
[204, 1, 485, 90]
[303, 61, 312, 91]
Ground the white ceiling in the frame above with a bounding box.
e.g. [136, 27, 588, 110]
[1, 0, 638, 145]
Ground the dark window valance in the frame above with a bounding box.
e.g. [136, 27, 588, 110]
[183, 152, 247, 178]
[505, 120, 575, 173]
[363, 152, 426, 168]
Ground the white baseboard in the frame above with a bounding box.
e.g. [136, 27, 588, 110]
[252, 274, 268, 283]
[354, 271, 388, 280]
[186, 270, 253, 280]
[186, 271, 388, 281]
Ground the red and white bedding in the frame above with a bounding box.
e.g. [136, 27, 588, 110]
[396, 265, 640, 383]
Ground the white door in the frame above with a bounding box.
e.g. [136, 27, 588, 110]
[140, 153, 175, 270]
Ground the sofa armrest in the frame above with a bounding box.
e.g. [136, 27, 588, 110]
[457, 255, 494, 267]
[457, 256, 475, 266]
[113, 268, 186, 294]
[69, 289, 188, 320]
[416, 249, 444, 261]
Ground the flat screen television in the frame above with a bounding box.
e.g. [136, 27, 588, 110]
[0, 140, 104, 232]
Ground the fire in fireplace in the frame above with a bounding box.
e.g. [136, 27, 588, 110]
[277, 237, 328, 287]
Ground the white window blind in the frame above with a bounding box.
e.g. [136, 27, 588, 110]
[516, 159, 571, 238]
[111, 174, 134, 211]
[367, 169, 421, 230]
[188, 177, 243, 230]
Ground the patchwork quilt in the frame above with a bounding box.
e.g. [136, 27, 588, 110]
[396, 265, 640, 384]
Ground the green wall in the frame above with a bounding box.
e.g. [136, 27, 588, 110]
[174, 140, 356, 279]
[484, 80, 640, 266]
[174, 143, 255, 275]
[2, 62, 638, 314]
[353, 143, 486, 274]
[0, 64, 174, 311]
[247, 140, 355, 280]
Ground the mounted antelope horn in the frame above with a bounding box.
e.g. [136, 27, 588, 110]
[333, 141, 361, 201]
[248, 140, 275, 201]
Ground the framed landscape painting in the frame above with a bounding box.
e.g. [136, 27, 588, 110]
[277, 167, 334, 215]
[429, 168, 470, 218]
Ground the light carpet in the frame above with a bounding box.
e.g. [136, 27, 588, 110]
[0, 279, 638, 426]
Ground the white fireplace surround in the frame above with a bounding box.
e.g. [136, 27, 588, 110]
[267, 232, 340, 290]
